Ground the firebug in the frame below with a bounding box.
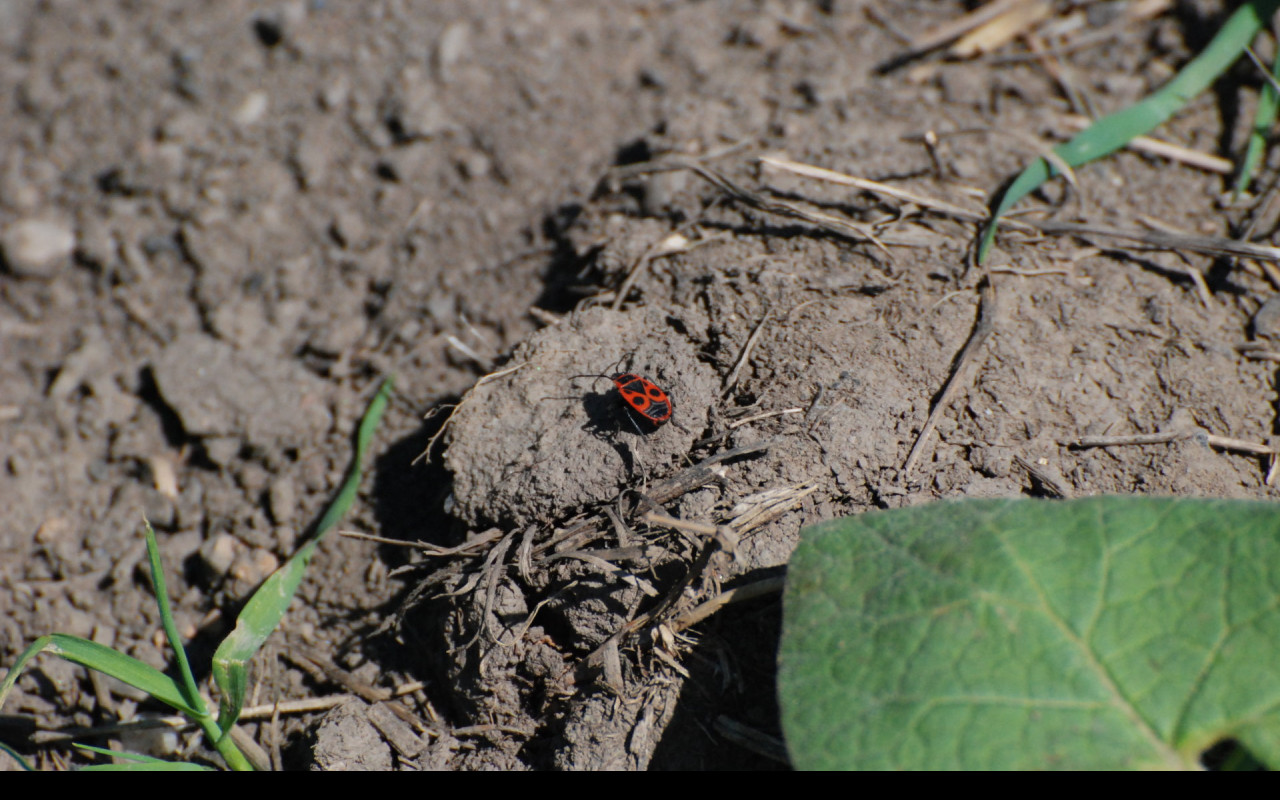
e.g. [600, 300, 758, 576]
[571, 366, 673, 434]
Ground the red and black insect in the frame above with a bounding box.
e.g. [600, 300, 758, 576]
[571, 368, 673, 434]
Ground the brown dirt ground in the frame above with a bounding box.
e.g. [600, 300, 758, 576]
[2, 0, 1279, 770]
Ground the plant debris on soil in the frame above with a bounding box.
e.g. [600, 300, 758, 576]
[3, 0, 1280, 770]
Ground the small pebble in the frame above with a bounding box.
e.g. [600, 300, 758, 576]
[436, 22, 470, 79]
[388, 65, 450, 140]
[231, 547, 279, 584]
[457, 150, 491, 180]
[142, 488, 177, 529]
[120, 715, 182, 757]
[203, 436, 242, 467]
[232, 90, 270, 126]
[329, 207, 368, 248]
[274, 524, 297, 554]
[163, 529, 203, 563]
[268, 476, 298, 525]
[1253, 295, 1280, 339]
[75, 215, 117, 269]
[318, 74, 349, 111]
[2, 217, 75, 277]
[200, 532, 238, 576]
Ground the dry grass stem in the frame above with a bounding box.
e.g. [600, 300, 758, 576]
[887, 0, 1028, 64]
[612, 157, 893, 259]
[903, 279, 999, 477]
[726, 407, 804, 429]
[1071, 431, 1275, 455]
[722, 310, 772, 397]
[951, 0, 1053, 58]
[670, 576, 786, 632]
[712, 715, 789, 764]
[760, 155, 985, 220]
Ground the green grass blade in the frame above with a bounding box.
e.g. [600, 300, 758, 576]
[75, 743, 163, 762]
[142, 520, 205, 716]
[138, 520, 250, 769]
[0, 634, 200, 718]
[0, 741, 35, 771]
[978, 0, 1280, 263]
[313, 375, 394, 536]
[73, 742, 210, 770]
[1234, 50, 1280, 199]
[79, 762, 212, 772]
[211, 376, 392, 735]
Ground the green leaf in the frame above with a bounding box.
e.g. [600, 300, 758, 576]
[211, 377, 392, 735]
[0, 634, 200, 719]
[778, 497, 1280, 770]
[978, 0, 1280, 263]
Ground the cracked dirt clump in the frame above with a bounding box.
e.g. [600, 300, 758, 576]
[443, 306, 718, 528]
